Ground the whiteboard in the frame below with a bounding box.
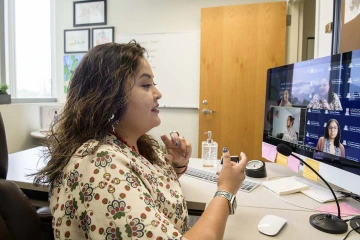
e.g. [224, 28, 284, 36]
[116, 32, 200, 108]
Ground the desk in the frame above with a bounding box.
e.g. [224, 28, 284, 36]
[8, 148, 360, 239]
[180, 160, 360, 239]
[181, 159, 360, 212]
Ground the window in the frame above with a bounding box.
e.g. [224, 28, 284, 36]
[3, 0, 55, 101]
[0, 0, 5, 85]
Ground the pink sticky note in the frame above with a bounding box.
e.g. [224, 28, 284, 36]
[315, 202, 360, 217]
[262, 144, 277, 162]
[262, 144, 269, 159]
[287, 155, 300, 173]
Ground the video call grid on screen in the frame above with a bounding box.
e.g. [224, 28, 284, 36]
[265, 50, 360, 164]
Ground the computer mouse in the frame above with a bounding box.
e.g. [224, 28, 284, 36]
[258, 215, 287, 236]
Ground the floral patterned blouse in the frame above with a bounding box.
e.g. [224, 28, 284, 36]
[282, 127, 298, 144]
[50, 133, 189, 240]
[307, 93, 343, 111]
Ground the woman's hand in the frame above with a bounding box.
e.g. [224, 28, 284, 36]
[321, 98, 331, 110]
[217, 148, 248, 195]
[160, 131, 192, 167]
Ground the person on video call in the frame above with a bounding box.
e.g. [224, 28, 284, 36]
[307, 77, 343, 111]
[282, 115, 298, 143]
[316, 119, 345, 157]
[279, 89, 292, 107]
[34, 41, 249, 240]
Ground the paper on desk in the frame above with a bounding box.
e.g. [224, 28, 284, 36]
[262, 143, 277, 162]
[303, 158, 319, 181]
[276, 153, 288, 167]
[287, 155, 300, 173]
[315, 202, 360, 217]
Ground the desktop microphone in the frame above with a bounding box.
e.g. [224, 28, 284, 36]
[276, 144, 348, 234]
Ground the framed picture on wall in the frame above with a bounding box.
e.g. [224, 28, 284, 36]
[92, 27, 114, 47]
[64, 28, 90, 54]
[73, 0, 107, 27]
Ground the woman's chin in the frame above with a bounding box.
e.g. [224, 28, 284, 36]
[320, 92, 328, 97]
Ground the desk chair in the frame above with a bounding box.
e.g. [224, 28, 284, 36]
[0, 112, 8, 179]
[0, 179, 42, 240]
[0, 112, 53, 240]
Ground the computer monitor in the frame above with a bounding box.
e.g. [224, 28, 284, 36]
[263, 49, 360, 195]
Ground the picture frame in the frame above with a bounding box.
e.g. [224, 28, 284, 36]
[64, 28, 90, 54]
[92, 27, 114, 47]
[73, 0, 107, 27]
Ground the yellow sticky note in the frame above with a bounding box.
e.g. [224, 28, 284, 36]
[303, 158, 320, 181]
[276, 153, 288, 167]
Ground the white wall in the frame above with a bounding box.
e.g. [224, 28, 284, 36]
[314, 0, 333, 58]
[0, 103, 48, 153]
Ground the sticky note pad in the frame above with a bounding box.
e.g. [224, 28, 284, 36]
[276, 153, 288, 167]
[287, 155, 300, 173]
[262, 143, 277, 162]
[316, 202, 360, 217]
[303, 158, 319, 181]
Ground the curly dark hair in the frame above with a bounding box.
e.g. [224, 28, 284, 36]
[34, 41, 159, 186]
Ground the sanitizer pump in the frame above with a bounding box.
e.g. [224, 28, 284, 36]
[201, 131, 218, 167]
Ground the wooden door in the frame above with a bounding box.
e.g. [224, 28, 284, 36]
[199, 2, 286, 160]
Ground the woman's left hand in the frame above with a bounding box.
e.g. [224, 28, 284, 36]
[160, 131, 192, 167]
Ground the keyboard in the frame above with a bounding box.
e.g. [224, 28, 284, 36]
[185, 167, 259, 193]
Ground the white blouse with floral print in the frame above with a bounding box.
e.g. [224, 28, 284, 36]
[50, 133, 189, 240]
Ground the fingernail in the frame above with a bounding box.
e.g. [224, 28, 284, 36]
[222, 147, 228, 153]
[175, 141, 179, 146]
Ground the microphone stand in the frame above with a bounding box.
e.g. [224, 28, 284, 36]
[290, 152, 348, 234]
[276, 144, 348, 234]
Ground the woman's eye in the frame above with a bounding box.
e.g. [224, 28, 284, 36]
[142, 83, 157, 88]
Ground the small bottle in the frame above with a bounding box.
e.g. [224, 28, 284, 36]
[202, 131, 218, 167]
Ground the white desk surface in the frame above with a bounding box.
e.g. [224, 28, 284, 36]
[224, 206, 358, 239]
[8, 146, 49, 192]
[182, 159, 360, 212]
[8, 148, 360, 239]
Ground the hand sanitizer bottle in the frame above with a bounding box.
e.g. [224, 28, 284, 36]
[202, 131, 218, 167]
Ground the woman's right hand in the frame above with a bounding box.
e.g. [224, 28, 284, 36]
[217, 148, 248, 195]
[320, 98, 331, 110]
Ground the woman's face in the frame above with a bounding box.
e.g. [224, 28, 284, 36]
[319, 78, 330, 97]
[286, 117, 292, 128]
[327, 121, 338, 139]
[283, 90, 289, 101]
[118, 59, 162, 135]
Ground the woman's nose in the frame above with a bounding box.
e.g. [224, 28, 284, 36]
[155, 87, 162, 99]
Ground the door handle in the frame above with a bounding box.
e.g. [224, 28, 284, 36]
[202, 109, 215, 114]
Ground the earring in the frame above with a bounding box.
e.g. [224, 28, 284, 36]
[112, 120, 120, 132]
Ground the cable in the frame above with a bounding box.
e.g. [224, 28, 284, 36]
[343, 226, 360, 240]
[265, 184, 360, 216]
[344, 216, 360, 223]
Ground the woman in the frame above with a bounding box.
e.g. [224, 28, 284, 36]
[316, 119, 345, 157]
[307, 77, 343, 111]
[34, 42, 248, 240]
[279, 89, 292, 107]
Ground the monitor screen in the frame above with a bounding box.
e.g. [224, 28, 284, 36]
[263, 49, 360, 178]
